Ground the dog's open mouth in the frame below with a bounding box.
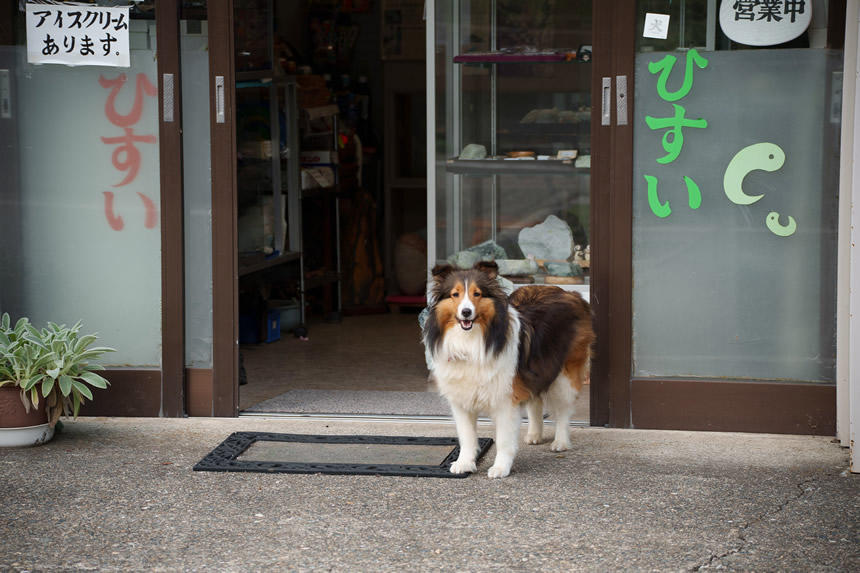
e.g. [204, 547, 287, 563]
[459, 319, 473, 331]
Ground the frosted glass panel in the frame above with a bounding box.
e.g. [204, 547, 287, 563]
[182, 21, 213, 369]
[1, 46, 162, 367]
[632, 49, 841, 382]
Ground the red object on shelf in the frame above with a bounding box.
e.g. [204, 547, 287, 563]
[385, 294, 427, 313]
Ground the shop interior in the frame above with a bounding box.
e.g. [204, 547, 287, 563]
[232, 0, 591, 421]
[233, 0, 433, 415]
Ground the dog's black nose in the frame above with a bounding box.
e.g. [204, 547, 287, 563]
[461, 308, 472, 318]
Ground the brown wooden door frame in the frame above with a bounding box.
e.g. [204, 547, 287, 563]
[208, 1, 239, 417]
[156, 0, 185, 418]
[590, 0, 836, 435]
[87, 0, 186, 417]
[590, 0, 635, 428]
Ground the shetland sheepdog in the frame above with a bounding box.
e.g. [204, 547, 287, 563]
[422, 261, 594, 478]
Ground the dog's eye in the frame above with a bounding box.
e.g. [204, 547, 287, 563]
[473, 291, 481, 297]
[451, 292, 459, 298]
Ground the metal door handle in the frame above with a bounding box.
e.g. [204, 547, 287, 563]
[616, 75, 628, 126]
[163, 73, 174, 123]
[601, 77, 611, 126]
[215, 75, 225, 124]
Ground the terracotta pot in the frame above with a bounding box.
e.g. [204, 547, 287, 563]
[0, 385, 54, 447]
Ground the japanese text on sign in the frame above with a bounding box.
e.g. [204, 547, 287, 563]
[719, 0, 811, 46]
[26, 4, 130, 68]
[642, 50, 797, 237]
[731, 0, 806, 23]
[99, 73, 158, 231]
[643, 49, 709, 218]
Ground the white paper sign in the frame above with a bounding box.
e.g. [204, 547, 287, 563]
[26, 4, 130, 67]
[719, 0, 811, 47]
[643, 13, 671, 40]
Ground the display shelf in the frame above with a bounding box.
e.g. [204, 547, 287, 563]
[454, 52, 581, 64]
[430, 3, 593, 306]
[236, 70, 276, 82]
[298, 106, 344, 320]
[239, 251, 302, 277]
[445, 158, 587, 176]
[302, 104, 339, 121]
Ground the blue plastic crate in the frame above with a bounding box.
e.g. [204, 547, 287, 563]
[264, 309, 280, 343]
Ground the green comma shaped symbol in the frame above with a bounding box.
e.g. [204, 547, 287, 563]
[724, 142, 796, 238]
[723, 142, 785, 205]
[766, 212, 797, 237]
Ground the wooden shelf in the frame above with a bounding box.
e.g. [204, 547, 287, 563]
[453, 50, 590, 64]
[301, 104, 339, 120]
[239, 251, 301, 277]
[445, 158, 588, 176]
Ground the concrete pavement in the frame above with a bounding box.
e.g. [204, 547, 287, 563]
[1, 416, 857, 571]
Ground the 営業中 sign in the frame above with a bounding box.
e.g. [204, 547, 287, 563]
[26, 4, 130, 68]
[719, 0, 811, 47]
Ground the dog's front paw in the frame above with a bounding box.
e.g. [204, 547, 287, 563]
[487, 464, 511, 479]
[449, 459, 477, 474]
[550, 438, 570, 452]
[525, 432, 542, 445]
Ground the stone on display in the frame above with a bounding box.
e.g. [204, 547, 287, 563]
[517, 214, 573, 261]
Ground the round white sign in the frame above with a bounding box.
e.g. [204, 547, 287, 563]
[719, 0, 812, 47]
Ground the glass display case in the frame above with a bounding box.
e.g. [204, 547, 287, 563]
[430, 1, 593, 294]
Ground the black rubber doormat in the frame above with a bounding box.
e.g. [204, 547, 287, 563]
[193, 432, 494, 478]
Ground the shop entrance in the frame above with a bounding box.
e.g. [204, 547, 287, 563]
[210, 0, 613, 421]
[226, 1, 439, 417]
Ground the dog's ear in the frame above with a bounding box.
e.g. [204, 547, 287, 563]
[474, 260, 499, 280]
[431, 263, 455, 283]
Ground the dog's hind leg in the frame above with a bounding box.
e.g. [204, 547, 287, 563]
[545, 374, 578, 452]
[449, 404, 479, 474]
[524, 397, 543, 445]
[488, 401, 521, 478]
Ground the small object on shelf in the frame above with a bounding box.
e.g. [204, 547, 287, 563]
[544, 261, 584, 278]
[459, 143, 487, 160]
[576, 45, 592, 62]
[545, 275, 586, 285]
[574, 154, 591, 168]
[301, 167, 335, 190]
[506, 150, 535, 158]
[557, 149, 578, 160]
[496, 258, 540, 276]
[447, 240, 509, 268]
[447, 250, 481, 269]
[573, 244, 590, 269]
[300, 149, 337, 165]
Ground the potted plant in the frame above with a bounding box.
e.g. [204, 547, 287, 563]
[0, 313, 115, 447]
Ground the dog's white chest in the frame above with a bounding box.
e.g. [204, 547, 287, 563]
[431, 315, 520, 412]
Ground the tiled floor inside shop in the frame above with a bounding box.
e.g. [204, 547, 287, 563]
[239, 311, 590, 421]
